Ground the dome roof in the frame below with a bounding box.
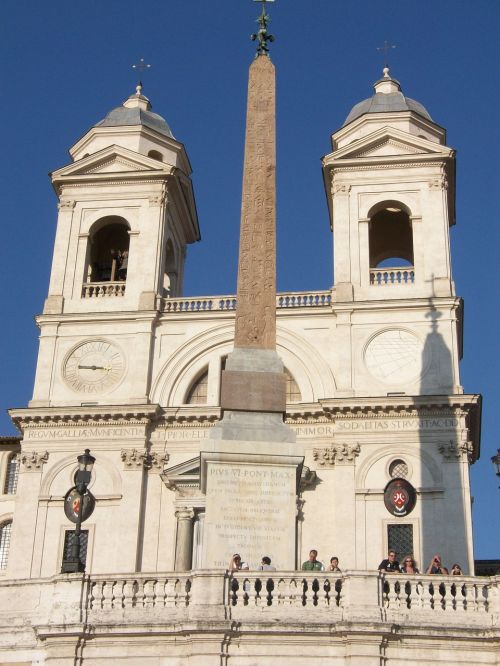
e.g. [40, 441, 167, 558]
[343, 68, 432, 127]
[95, 85, 174, 138]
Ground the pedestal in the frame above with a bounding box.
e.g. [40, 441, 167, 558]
[200, 447, 303, 570]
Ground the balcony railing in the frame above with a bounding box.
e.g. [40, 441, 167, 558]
[163, 290, 332, 313]
[82, 281, 126, 298]
[82, 571, 496, 619]
[370, 267, 415, 286]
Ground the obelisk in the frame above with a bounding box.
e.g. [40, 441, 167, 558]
[217, 0, 292, 439]
[200, 2, 301, 571]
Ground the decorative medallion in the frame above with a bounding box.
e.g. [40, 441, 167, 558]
[63, 339, 125, 394]
[364, 329, 424, 384]
[384, 478, 416, 517]
[64, 487, 96, 523]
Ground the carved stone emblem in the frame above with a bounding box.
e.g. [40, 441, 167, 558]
[439, 441, 472, 462]
[21, 451, 49, 470]
[121, 448, 169, 470]
[313, 443, 360, 466]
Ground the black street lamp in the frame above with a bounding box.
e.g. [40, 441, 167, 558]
[492, 449, 500, 485]
[61, 449, 96, 573]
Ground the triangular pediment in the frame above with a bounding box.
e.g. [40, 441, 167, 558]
[52, 145, 170, 180]
[332, 127, 452, 162]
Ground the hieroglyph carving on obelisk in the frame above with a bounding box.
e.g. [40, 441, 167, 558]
[234, 54, 276, 350]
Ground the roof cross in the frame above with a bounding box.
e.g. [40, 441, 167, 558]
[132, 58, 152, 73]
[376, 40, 396, 67]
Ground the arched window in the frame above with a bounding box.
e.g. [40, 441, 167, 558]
[148, 149, 163, 162]
[3, 453, 19, 494]
[368, 203, 414, 285]
[285, 369, 301, 403]
[86, 217, 130, 284]
[186, 370, 208, 405]
[0, 521, 12, 570]
[163, 239, 178, 297]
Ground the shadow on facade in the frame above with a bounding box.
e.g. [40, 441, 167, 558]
[418, 303, 470, 575]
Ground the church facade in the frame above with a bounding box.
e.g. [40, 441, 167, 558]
[0, 54, 497, 665]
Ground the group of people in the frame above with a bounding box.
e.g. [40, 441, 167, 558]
[378, 550, 465, 575]
[228, 549, 465, 576]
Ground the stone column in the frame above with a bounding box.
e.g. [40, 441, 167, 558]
[174, 507, 194, 571]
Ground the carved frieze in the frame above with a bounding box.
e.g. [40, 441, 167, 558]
[428, 176, 448, 190]
[21, 451, 49, 471]
[313, 443, 361, 467]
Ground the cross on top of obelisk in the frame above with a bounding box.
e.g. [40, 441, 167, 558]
[251, 0, 275, 56]
[376, 40, 396, 67]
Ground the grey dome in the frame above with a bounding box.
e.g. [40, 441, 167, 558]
[343, 72, 432, 127]
[95, 89, 174, 138]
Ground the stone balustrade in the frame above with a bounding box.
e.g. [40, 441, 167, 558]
[381, 573, 491, 616]
[82, 281, 126, 298]
[0, 572, 498, 634]
[162, 290, 332, 313]
[370, 267, 415, 285]
[229, 571, 342, 609]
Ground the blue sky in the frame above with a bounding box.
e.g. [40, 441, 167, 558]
[1, 1, 498, 558]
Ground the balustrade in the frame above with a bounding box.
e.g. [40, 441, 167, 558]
[229, 572, 342, 609]
[34, 571, 495, 625]
[381, 574, 491, 614]
[82, 281, 126, 298]
[163, 290, 332, 313]
[89, 574, 192, 610]
[370, 267, 415, 285]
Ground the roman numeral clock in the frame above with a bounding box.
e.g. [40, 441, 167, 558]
[63, 340, 125, 394]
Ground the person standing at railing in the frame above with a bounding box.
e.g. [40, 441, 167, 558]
[451, 563, 464, 575]
[378, 549, 400, 573]
[301, 549, 324, 571]
[426, 554, 449, 575]
[327, 556, 342, 572]
[400, 555, 419, 574]
[258, 556, 276, 571]
[229, 553, 249, 571]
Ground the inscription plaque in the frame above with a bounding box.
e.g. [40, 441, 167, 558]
[202, 460, 298, 570]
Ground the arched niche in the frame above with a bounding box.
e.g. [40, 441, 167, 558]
[85, 215, 130, 283]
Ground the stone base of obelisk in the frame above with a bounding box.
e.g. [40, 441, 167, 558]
[200, 443, 303, 570]
[199, 348, 303, 570]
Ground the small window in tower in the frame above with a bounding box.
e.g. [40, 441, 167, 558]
[3, 453, 20, 494]
[186, 370, 209, 405]
[285, 369, 301, 403]
[387, 524, 413, 559]
[369, 203, 415, 285]
[164, 239, 178, 297]
[0, 521, 12, 570]
[148, 150, 163, 162]
[84, 216, 130, 294]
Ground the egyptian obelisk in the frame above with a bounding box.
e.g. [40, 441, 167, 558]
[200, 1, 302, 570]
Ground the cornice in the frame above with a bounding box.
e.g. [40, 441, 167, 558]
[320, 394, 481, 417]
[9, 404, 162, 430]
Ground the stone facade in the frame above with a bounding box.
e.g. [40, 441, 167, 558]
[0, 66, 494, 664]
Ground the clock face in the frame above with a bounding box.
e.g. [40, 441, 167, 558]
[63, 340, 125, 394]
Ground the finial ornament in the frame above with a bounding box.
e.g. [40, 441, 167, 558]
[132, 58, 152, 73]
[376, 40, 396, 68]
[251, 0, 275, 56]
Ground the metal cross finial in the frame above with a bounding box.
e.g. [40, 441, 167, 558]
[251, 0, 275, 57]
[132, 58, 151, 73]
[376, 40, 396, 68]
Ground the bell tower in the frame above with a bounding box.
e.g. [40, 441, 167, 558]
[31, 85, 199, 407]
[323, 67, 455, 303]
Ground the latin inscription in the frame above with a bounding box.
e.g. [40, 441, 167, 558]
[204, 462, 296, 569]
[24, 427, 143, 440]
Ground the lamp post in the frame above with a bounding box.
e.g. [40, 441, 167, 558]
[491, 449, 500, 487]
[61, 449, 96, 573]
